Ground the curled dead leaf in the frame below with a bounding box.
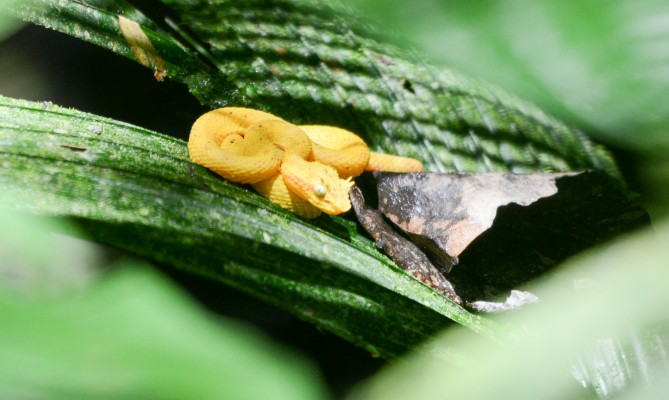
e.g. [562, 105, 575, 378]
[353, 171, 650, 310]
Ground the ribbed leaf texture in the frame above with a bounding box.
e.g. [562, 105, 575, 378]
[10, 0, 621, 178]
[0, 96, 498, 358]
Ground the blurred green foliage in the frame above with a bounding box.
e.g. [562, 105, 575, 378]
[0, 206, 329, 400]
[344, 0, 669, 218]
[345, 0, 669, 151]
[354, 219, 669, 399]
[1, 0, 669, 398]
[0, 0, 20, 38]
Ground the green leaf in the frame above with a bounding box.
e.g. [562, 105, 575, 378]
[0, 95, 497, 359]
[0, 0, 22, 39]
[0, 207, 329, 400]
[352, 218, 669, 399]
[344, 0, 669, 153]
[6, 0, 621, 180]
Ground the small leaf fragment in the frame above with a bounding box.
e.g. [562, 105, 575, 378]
[118, 15, 167, 81]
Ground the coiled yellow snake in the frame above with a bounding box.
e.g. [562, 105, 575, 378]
[188, 107, 423, 218]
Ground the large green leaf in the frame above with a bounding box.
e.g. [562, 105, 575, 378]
[352, 219, 669, 399]
[0, 95, 498, 359]
[344, 0, 669, 154]
[0, 207, 329, 400]
[6, 0, 621, 180]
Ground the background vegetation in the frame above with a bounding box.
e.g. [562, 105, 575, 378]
[0, 0, 667, 398]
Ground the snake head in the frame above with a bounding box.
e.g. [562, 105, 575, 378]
[281, 153, 355, 215]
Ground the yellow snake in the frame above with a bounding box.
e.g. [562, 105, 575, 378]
[188, 107, 423, 218]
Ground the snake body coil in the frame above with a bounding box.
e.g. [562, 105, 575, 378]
[188, 107, 422, 218]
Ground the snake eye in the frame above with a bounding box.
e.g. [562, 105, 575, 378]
[313, 184, 328, 198]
